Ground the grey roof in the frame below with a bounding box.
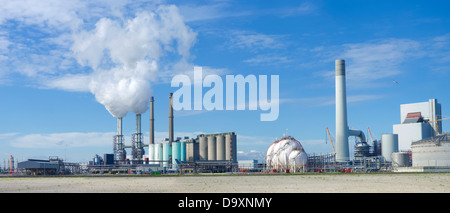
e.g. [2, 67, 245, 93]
[413, 133, 450, 144]
[402, 117, 423, 124]
[18, 159, 60, 169]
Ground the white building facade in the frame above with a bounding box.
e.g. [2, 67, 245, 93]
[393, 99, 442, 151]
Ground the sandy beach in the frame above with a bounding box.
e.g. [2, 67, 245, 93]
[1, 173, 449, 193]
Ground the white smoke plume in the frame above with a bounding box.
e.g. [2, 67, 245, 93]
[71, 5, 196, 118]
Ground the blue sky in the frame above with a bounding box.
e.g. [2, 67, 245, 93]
[1, 0, 450, 164]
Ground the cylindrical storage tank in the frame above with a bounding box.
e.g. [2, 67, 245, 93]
[208, 135, 216, 161]
[391, 152, 410, 167]
[148, 144, 155, 164]
[158, 143, 163, 164]
[381, 134, 398, 162]
[216, 135, 225, 161]
[180, 141, 186, 162]
[225, 134, 232, 161]
[172, 142, 181, 169]
[225, 133, 237, 163]
[153, 143, 161, 164]
[199, 135, 208, 161]
[231, 133, 237, 163]
[162, 142, 172, 167]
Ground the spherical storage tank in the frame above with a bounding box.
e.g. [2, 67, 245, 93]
[266, 136, 308, 171]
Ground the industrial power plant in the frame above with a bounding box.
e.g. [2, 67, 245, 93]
[6, 59, 450, 176]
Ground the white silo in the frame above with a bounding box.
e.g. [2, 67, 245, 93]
[381, 134, 399, 162]
[216, 134, 226, 161]
[207, 135, 216, 161]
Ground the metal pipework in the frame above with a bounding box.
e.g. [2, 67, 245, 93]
[150, 96, 154, 145]
[169, 93, 174, 143]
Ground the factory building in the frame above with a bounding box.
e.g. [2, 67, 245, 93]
[412, 134, 450, 167]
[393, 99, 442, 151]
[108, 92, 238, 173]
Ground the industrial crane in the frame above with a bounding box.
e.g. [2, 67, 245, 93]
[325, 127, 336, 155]
[428, 117, 450, 136]
[367, 127, 375, 142]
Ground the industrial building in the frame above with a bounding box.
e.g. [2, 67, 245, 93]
[17, 157, 82, 175]
[393, 99, 442, 151]
[10, 59, 450, 175]
[97, 92, 238, 174]
[411, 134, 450, 167]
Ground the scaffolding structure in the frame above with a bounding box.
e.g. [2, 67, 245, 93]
[113, 135, 126, 164]
[306, 153, 338, 172]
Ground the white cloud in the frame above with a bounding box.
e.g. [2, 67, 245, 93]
[42, 74, 92, 92]
[6, 132, 114, 149]
[315, 38, 423, 88]
[243, 54, 293, 66]
[340, 39, 421, 84]
[228, 31, 284, 51]
[179, 2, 253, 22]
[0, 0, 85, 30]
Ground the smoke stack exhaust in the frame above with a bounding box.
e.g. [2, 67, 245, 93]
[150, 96, 154, 145]
[335, 59, 350, 162]
[169, 93, 174, 143]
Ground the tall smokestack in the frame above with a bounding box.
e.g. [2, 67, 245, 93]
[117, 117, 123, 144]
[335, 59, 350, 162]
[150, 96, 154, 145]
[169, 93, 174, 143]
[116, 117, 124, 162]
[136, 114, 141, 136]
[135, 113, 143, 161]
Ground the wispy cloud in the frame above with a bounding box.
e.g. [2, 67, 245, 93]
[1, 130, 205, 149]
[228, 30, 285, 51]
[297, 94, 385, 107]
[5, 132, 114, 149]
[243, 54, 293, 66]
[315, 38, 422, 88]
[270, 2, 316, 17]
[179, 2, 252, 22]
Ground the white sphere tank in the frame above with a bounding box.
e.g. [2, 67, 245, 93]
[266, 136, 308, 170]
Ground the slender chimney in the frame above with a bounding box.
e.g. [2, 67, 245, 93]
[116, 117, 124, 162]
[136, 113, 143, 161]
[117, 117, 122, 135]
[136, 114, 141, 137]
[335, 59, 350, 162]
[169, 93, 174, 143]
[117, 117, 123, 144]
[150, 96, 154, 144]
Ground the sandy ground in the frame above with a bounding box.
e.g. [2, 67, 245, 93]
[0, 173, 449, 193]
